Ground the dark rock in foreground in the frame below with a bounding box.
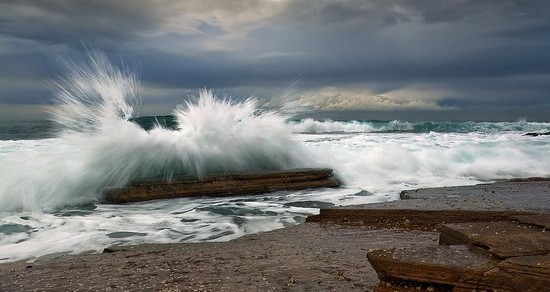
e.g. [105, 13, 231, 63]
[524, 131, 550, 137]
[368, 219, 550, 291]
[104, 168, 340, 203]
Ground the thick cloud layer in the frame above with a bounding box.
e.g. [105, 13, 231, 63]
[1, 0, 549, 120]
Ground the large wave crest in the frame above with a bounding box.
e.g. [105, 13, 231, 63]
[0, 53, 315, 211]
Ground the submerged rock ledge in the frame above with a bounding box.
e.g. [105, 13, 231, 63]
[1, 178, 548, 291]
[104, 168, 340, 203]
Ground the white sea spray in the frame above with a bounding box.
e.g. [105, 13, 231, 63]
[0, 53, 315, 212]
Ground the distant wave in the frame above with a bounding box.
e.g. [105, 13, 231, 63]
[129, 116, 550, 134]
[289, 119, 550, 134]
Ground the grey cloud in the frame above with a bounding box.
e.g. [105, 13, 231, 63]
[0, 0, 549, 121]
[284, 0, 550, 32]
[0, 0, 163, 44]
[0, 0, 287, 46]
[2, 0, 548, 45]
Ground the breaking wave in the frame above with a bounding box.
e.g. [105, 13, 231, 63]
[0, 53, 316, 211]
[290, 118, 550, 134]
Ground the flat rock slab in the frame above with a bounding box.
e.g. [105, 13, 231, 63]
[309, 179, 550, 228]
[336, 179, 550, 291]
[400, 179, 550, 212]
[482, 253, 550, 291]
[512, 214, 550, 229]
[308, 208, 531, 229]
[105, 168, 340, 203]
[368, 245, 499, 291]
[440, 221, 550, 258]
[368, 246, 550, 291]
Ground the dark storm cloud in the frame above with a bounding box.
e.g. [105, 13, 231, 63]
[229, 0, 550, 97]
[0, 0, 162, 44]
[0, 0, 549, 120]
[284, 0, 550, 32]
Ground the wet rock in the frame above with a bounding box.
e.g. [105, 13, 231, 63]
[368, 243, 550, 291]
[355, 180, 550, 291]
[283, 201, 335, 209]
[0, 223, 439, 292]
[440, 221, 549, 258]
[309, 179, 550, 229]
[307, 208, 530, 229]
[105, 168, 340, 203]
[482, 253, 550, 291]
[2, 179, 548, 291]
[368, 245, 498, 290]
[512, 213, 550, 229]
[524, 131, 550, 137]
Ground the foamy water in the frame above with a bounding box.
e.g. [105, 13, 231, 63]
[1, 53, 549, 262]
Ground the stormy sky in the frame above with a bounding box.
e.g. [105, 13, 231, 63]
[1, 0, 549, 121]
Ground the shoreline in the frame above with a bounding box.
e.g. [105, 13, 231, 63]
[1, 178, 549, 291]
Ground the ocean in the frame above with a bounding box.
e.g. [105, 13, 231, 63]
[1, 54, 549, 263]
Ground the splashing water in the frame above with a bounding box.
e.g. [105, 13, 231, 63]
[51, 51, 140, 132]
[0, 53, 315, 212]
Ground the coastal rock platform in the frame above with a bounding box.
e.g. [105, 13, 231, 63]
[1, 179, 549, 291]
[104, 168, 340, 203]
[310, 178, 550, 291]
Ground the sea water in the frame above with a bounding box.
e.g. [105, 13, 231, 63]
[1, 54, 549, 262]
